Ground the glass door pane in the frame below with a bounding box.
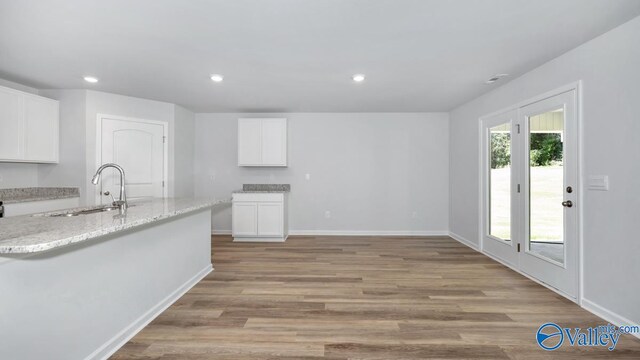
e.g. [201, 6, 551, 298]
[527, 108, 564, 264]
[489, 123, 511, 241]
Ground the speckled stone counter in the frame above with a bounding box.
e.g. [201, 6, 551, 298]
[234, 184, 291, 193]
[0, 198, 225, 254]
[232, 190, 289, 193]
[0, 187, 80, 204]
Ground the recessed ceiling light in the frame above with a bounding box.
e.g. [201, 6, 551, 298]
[210, 74, 224, 82]
[83, 76, 99, 83]
[352, 74, 365, 82]
[485, 73, 509, 84]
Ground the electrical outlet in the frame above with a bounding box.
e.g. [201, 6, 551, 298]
[412, 211, 418, 219]
[324, 210, 331, 219]
[305, 173, 311, 180]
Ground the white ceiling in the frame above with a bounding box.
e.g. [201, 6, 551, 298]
[1, 0, 639, 112]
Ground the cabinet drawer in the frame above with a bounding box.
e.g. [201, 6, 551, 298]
[232, 193, 284, 202]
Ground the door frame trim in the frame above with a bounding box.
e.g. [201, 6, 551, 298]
[95, 114, 169, 205]
[477, 81, 583, 303]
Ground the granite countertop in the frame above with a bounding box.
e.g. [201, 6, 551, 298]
[232, 190, 289, 193]
[0, 198, 227, 254]
[233, 184, 291, 193]
[0, 187, 80, 204]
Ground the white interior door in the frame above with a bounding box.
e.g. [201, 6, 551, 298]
[99, 116, 166, 204]
[519, 90, 578, 298]
[482, 110, 520, 267]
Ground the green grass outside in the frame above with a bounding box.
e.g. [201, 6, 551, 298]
[490, 165, 563, 242]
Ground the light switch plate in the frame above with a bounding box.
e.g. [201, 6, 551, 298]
[587, 175, 609, 191]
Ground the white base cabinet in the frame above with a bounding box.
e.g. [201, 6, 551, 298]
[232, 192, 288, 242]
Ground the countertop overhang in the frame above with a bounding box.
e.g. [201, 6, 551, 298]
[0, 198, 226, 254]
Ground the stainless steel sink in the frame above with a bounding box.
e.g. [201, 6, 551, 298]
[41, 205, 135, 217]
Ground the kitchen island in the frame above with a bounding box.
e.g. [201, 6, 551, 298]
[0, 198, 222, 360]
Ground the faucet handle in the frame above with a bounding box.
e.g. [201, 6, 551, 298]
[103, 191, 117, 206]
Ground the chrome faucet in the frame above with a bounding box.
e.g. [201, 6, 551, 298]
[92, 163, 128, 210]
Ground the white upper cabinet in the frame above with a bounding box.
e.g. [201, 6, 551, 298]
[238, 118, 287, 166]
[0, 87, 25, 161]
[24, 95, 59, 162]
[238, 118, 263, 165]
[0, 85, 59, 163]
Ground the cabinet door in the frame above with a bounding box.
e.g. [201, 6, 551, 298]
[24, 96, 58, 162]
[0, 88, 25, 160]
[261, 118, 287, 166]
[238, 118, 262, 166]
[257, 202, 283, 236]
[232, 202, 258, 236]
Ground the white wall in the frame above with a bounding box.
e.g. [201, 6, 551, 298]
[0, 163, 38, 188]
[173, 105, 195, 197]
[449, 17, 640, 324]
[38, 90, 87, 200]
[195, 112, 450, 235]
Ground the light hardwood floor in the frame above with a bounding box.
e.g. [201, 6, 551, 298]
[111, 235, 640, 359]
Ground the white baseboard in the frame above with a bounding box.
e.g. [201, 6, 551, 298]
[214, 229, 449, 237]
[88, 265, 213, 360]
[211, 230, 449, 236]
[233, 237, 287, 242]
[212, 229, 231, 235]
[288, 230, 449, 237]
[582, 298, 640, 340]
[448, 231, 480, 251]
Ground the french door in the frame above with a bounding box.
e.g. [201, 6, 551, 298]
[482, 89, 578, 299]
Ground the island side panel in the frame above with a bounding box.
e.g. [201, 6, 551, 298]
[0, 208, 212, 360]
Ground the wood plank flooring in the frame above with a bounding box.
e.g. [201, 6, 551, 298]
[111, 235, 640, 359]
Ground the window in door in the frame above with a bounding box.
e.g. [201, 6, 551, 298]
[527, 108, 565, 264]
[489, 123, 512, 241]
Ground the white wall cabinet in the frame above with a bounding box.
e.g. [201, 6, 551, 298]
[232, 192, 288, 242]
[238, 118, 287, 166]
[0, 85, 59, 163]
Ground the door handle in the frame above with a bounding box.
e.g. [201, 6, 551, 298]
[562, 200, 573, 208]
